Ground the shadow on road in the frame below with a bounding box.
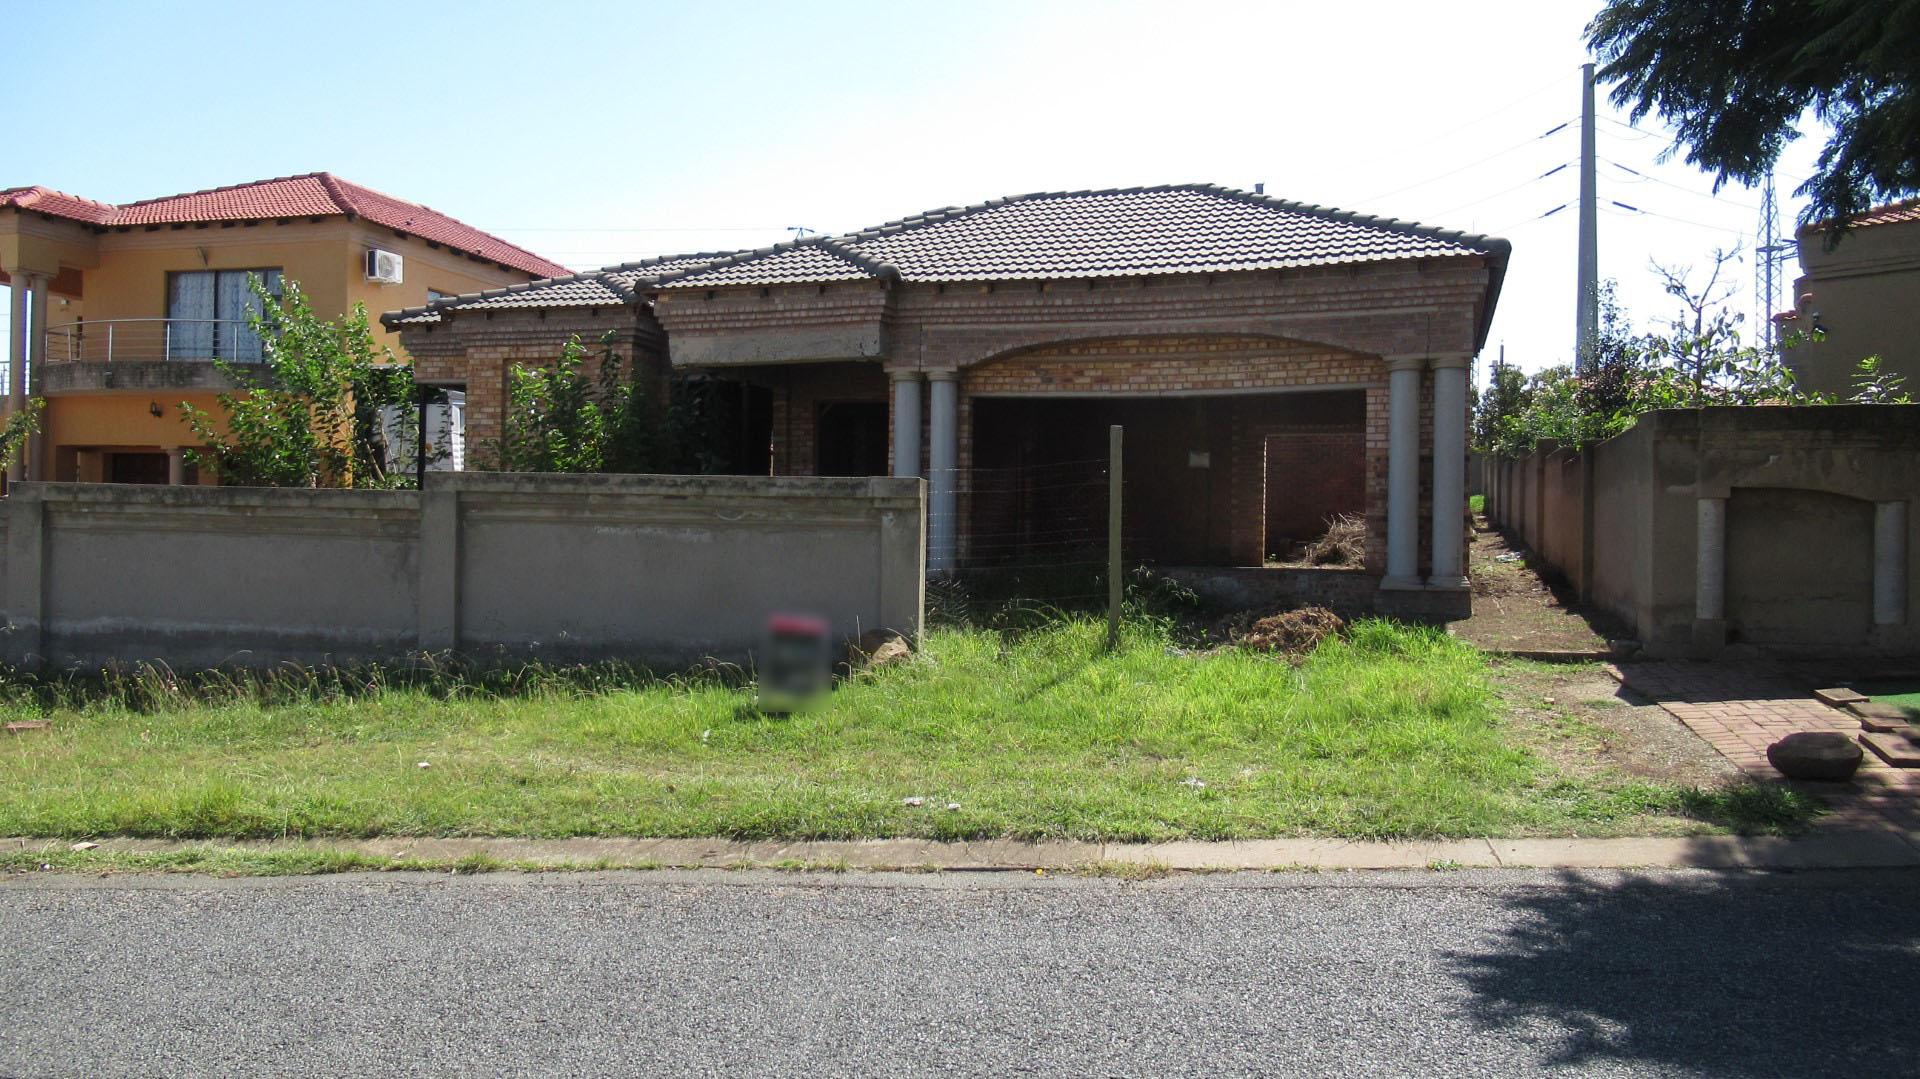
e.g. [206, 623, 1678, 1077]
[1446, 865, 1920, 1075]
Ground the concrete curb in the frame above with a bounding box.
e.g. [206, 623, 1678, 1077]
[10, 831, 1920, 872]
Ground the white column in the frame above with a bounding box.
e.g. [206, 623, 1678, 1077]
[25, 273, 47, 481]
[890, 369, 923, 479]
[1695, 496, 1727, 622]
[6, 272, 33, 484]
[1428, 356, 1470, 588]
[1383, 356, 1424, 587]
[1874, 501, 1907, 626]
[166, 449, 187, 486]
[926, 371, 959, 574]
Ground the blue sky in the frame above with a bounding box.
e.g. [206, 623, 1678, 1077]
[5, 0, 1829, 379]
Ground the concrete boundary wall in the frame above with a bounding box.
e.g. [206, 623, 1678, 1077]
[1486, 406, 1919, 658]
[0, 473, 925, 670]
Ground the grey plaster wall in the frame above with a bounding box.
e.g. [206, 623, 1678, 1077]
[1, 473, 925, 671]
[1489, 405, 1920, 658]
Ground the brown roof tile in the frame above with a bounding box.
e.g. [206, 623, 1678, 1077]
[2, 173, 567, 278]
[657, 183, 1507, 289]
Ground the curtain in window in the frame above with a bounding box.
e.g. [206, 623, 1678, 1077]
[168, 270, 281, 361]
[167, 273, 216, 359]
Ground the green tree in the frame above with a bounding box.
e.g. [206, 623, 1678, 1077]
[1849, 355, 1915, 403]
[1635, 248, 1819, 407]
[180, 276, 417, 488]
[0, 399, 44, 475]
[1588, 0, 1920, 231]
[1474, 354, 1531, 451]
[490, 331, 753, 475]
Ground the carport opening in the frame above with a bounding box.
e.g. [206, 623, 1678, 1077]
[967, 390, 1365, 567]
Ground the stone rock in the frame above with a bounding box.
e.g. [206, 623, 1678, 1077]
[851, 629, 912, 670]
[1766, 732, 1864, 782]
[866, 639, 912, 669]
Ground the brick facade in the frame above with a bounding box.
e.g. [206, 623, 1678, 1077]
[402, 305, 664, 467]
[396, 257, 1487, 581]
[960, 335, 1401, 570]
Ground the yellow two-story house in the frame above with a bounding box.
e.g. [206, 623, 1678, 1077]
[0, 173, 566, 483]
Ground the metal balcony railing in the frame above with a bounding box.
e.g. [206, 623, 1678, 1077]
[43, 319, 270, 365]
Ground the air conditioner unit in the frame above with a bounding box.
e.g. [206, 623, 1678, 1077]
[365, 249, 404, 285]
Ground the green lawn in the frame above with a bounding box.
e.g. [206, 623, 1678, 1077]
[0, 619, 1810, 842]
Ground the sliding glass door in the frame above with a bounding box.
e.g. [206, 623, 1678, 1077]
[165, 268, 282, 361]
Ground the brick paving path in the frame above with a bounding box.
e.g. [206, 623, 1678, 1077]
[1611, 661, 1920, 833]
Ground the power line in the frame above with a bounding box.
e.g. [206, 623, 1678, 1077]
[491, 226, 787, 233]
[1432, 162, 1573, 219]
[1601, 200, 1749, 237]
[1597, 115, 1663, 141]
[1399, 69, 1582, 149]
[1355, 119, 1574, 205]
[1483, 203, 1568, 235]
[1604, 159, 1759, 211]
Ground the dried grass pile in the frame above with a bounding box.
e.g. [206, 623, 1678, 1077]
[1239, 606, 1347, 658]
[1302, 514, 1366, 567]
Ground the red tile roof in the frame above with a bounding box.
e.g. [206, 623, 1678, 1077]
[1, 173, 566, 277]
[1851, 198, 1920, 229]
[0, 185, 117, 225]
[1800, 196, 1920, 235]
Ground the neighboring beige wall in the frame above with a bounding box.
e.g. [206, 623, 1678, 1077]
[1726, 487, 1875, 645]
[1488, 405, 1920, 658]
[1, 473, 925, 670]
[69, 218, 535, 359]
[1587, 421, 1652, 636]
[1783, 218, 1920, 399]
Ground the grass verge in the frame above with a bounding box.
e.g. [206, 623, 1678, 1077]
[0, 618, 1817, 843]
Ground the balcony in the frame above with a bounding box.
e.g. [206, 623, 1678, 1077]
[37, 319, 266, 395]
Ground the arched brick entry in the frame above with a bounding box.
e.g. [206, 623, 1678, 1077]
[958, 334, 1397, 570]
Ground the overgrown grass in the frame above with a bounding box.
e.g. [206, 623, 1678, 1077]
[1469, 493, 1486, 515]
[0, 618, 1813, 842]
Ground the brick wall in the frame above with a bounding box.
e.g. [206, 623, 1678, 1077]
[761, 363, 889, 476]
[400, 306, 662, 466]
[964, 336, 1397, 570]
[1261, 431, 1367, 555]
[397, 259, 1486, 578]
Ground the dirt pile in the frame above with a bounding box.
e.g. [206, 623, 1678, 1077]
[1239, 606, 1347, 657]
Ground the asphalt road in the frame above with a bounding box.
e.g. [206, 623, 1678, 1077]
[2, 867, 1916, 1077]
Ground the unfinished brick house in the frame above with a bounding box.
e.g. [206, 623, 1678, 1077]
[383, 185, 1508, 615]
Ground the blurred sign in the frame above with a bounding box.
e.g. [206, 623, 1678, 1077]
[757, 613, 832, 713]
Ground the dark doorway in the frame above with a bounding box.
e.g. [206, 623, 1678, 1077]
[107, 452, 169, 485]
[968, 390, 1365, 567]
[815, 401, 888, 476]
[1264, 430, 1366, 559]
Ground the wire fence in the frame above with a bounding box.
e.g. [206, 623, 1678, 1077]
[926, 447, 1152, 626]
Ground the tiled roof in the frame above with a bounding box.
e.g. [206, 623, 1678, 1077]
[381, 251, 742, 327]
[1850, 198, 1920, 229]
[657, 184, 1508, 289]
[0, 186, 117, 225]
[654, 243, 873, 287]
[1, 173, 567, 278]
[602, 254, 745, 289]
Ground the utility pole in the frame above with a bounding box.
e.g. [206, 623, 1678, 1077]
[1755, 170, 1786, 354]
[1575, 61, 1599, 372]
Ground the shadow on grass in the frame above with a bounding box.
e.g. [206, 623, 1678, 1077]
[1447, 865, 1920, 1074]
